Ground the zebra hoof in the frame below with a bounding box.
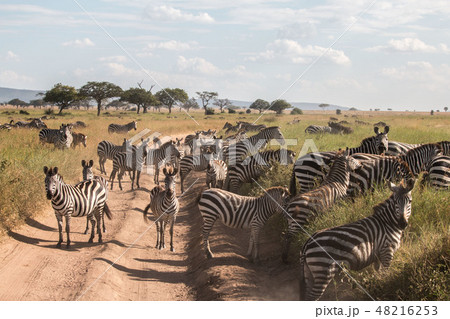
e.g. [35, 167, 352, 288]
[83, 230, 88, 235]
[56, 242, 62, 248]
[98, 238, 103, 243]
[103, 228, 107, 233]
[66, 243, 71, 248]
[88, 238, 94, 243]
[170, 247, 175, 252]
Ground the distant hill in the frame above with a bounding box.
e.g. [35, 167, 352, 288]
[0, 87, 44, 103]
[227, 100, 349, 110]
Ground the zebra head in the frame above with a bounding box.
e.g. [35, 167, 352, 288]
[163, 165, 178, 193]
[265, 187, 291, 213]
[393, 158, 414, 184]
[43, 166, 60, 200]
[268, 126, 285, 146]
[81, 160, 94, 181]
[388, 179, 414, 229]
[374, 126, 390, 154]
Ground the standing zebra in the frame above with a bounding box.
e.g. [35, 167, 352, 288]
[198, 186, 290, 262]
[71, 132, 87, 149]
[39, 124, 73, 149]
[305, 125, 332, 134]
[283, 149, 362, 263]
[290, 126, 389, 195]
[146, 140, 181, 185]
[299, 180, 414, 300]
[206, 159, 228, 189]
[421, 155, 450, 189]
[97, 139, 128, 175]
[108, 121, 137, 134]
[81, 160, 109, 234]
[144, 166, 179, 251]
[179, 152, 215, 193]
[225, 149, 296, 193]
[44, 166, 111, 247]
[221, 126, 285, 165]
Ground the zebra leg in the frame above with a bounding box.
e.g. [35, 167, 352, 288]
[65, 215, 71, 248]
[130, 170, 135, 190]
[154, 165, 160, 185]
[155, 222, 160, 248]
[84, 216, 90, 234]
[180, 173, 185, 193]
[88, 215, 96, 243]
[136, 170, 141, 189]
[109, 170, 116, 190]
[55, 214, 63, 248]
[202, 217, 217, 259]
[160, 221, 167, 249]
[102, 213, 106, 233]
[250, 227, 261, 263]
[169, 219, 175, 252]
[307, 263, 336, 301]
[118, 171, 123, 191]
[95, 210, 103, 243]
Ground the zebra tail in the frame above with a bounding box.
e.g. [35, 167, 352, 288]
[299, 253, 307, 301]
[143, 203, 151, 221]
[104, 202, 112, 220]
[289, 169, 297, 196]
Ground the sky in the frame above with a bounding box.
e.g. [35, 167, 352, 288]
[0, 0, 449, 111]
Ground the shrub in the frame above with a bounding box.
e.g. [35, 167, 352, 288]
[19, 110, 30, 115]
[228, 108, 236, 114]
[44, 108, 54, 115]
[290, 108, 303, 115]
[336, 109, 342, 115]
[205, 107, 215, 115]
[246, 109, 251, 114]
[238, 111, 244, 114]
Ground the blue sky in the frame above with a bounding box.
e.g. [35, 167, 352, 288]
[0, 0, 449, 110]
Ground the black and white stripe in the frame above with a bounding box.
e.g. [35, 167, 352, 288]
[305, 125, 332, 134]
[44, 166, 111, 247]
[299, 180, 414, 300]
[180, 152, 215, 193]
[385, 141, 421, 156]
[398, 143, 442, 177]
[283, 150, 362, 263]
[39, 124, 73, 149]
[108, 121, 137, 134]
[206, 160, 228, 189]
[144, 166, 179, 251]
[147, 140, 181, 185]
[421, 155, 450, 189]
[97, 139, 127, 175]
[198, 186, 290, 261]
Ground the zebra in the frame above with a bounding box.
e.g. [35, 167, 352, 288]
[146, 140, 181, 185]
[109, 139, 149, 191]
[282, 149, 362, 263]
[206, 159, 228, 189]
[299, 179, 414, 300]
[179, 152, 215, 193]
[398, 143, 442, 177]
[44, 166, 112, 247]
[437, 141, 450, 156]
[144, 166, 179, 251]
[385, 141, 421, 156]
[198, 186, 291, 262]
[221, 126, 285, 165]
[224, 149, 296, 193]
[53, 124, 73, 150]
[239, 122, 267, 132]
[71, 132, 87, 149]
[97, 139, 128, 175]
[81, 160, 109, 234]
[421, 155, 450, 189]
[304, 125, 332, 134]
[328, 121, 353, 134]
[290, 126, 390, 195]
[107, 121, 137, 134]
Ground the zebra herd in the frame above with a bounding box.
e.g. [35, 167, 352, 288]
[37, 117, 449, 301]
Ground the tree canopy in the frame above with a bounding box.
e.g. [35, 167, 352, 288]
[79, 81, 123, 116]
[181, 98, 200, 112]
[155, 88, 188, 114]
[196, 91, 218, 115]
[249, 99, 270, 113]
[43, 83, 79, 114]
[214, 98, 233, 113]
[120, 87, 157, 114]
[8, 98, 27, 106]
[271, 99, 291, 114]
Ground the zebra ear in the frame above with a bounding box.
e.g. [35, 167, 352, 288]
[172, 168, 178, 176]
[405, 178, 415, 191]
[81, 160, 86, 167]
[207, 163, 211, 170]
[384, 126, 390, 134]
[53, 167, 58, 175]
[43, 166, 49, 174]
[163, 167, 167, 175]
[89, 160, 94, 167]
[374, 126, 380, 134]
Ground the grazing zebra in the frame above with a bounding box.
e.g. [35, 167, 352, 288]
[221, 126, 285, 165]
[109, 139, 148, 191]
[305, 125, 332, 134]
[144, 166, 179, 251]
[71, 121, 87, 128]
[44, 166, 111, 247]
[225, 149, 296, 193]
[146, 140, 181, 185]
[71, 132, 87, 149]
[108, 121, 137, 134]
[437, 141, 450, 156]
[97, 139, 128, 175]
[206, 160, 228, 189]
[299, 180, 414, 300]
[328, 121, 353, 134]
[421, 155, 450, 189]
[290, 126, 390, 195]
[239, 122, 267, 132]
[385, 141, 421, 156]
[198, 186, 290, 261]
[180, 152, 215, 193]
[282, 149, 362, 263]
[81, 160, 109, 234]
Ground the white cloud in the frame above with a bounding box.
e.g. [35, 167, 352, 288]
[367, 38, 440, 53]
[277, 22, 317, 40]
[176, 56, 219, 75]
[144, 5, 214, 23]
[3, 51, 19, 61]
[248, 39, 350, 65]
[99, 55, 127, 62]
[0, 70, 34, 87]
[146, 40, 197, 51]
[62, 38, 95, 48]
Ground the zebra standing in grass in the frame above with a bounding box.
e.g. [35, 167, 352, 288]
[81, 160, 109, 234]
[71, 132, 87, 149]
[198, 186, 290, 262]
[108, 121, 137, 134]
[206, 160, 228, 189]
[224, 149, 296, 193]
[421, 155, 450, 189]
[221, 126, 285, 165]
[147, 140, 181, 185]
[299, 180, 414, 300]
[97, 139, 127, 175]
[39, 124, 73, 149]
[290, 126, 389, 195]
[44, 166, 112, 247]
[144, 166, 179, 251]
[109, 139, 148, 190]
[283, 149, 362, 263]
[305, 125, 332, 134]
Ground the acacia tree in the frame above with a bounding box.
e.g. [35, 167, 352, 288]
[444, 107, 448, 112]
[43, 83, 79, 114]
[155, 88, 188, 114]
[79, 81, 123, 116]
[318, 103, 329, 110]
[196, 91, 218, 115]
[182, 98, 200, 112]
[271, 99, 291, 114]
[213, 98, 233, 113]
[120, 87, 157, 114]
[249, 99, 270, 113]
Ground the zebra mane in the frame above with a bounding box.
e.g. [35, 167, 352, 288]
[359, 135, 377, 147]
[405, 143, 442, 157]
[262, 186, 290, 197]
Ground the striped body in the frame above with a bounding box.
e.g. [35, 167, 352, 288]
[239, 122, 267, 132]
[39, 124, 73, 149]
[180, 152, 215, 192]
[283, 151, 362, 262]
[206, 160, 228, 189]
[399, 143, 442, 177]
[71, 132, 87, 149]
[147, 141, 180, 185]
[386, 141, 421, 156]
[438, 141, 450, 156]
[198, 187, 290, 261]
[97, 140, 127, 175]
[305, 125, 332, 134]
[422, 155, 450, 189]
[108, 121, 137, 134]
[299, 181, 414, 300]
[44, 166, 111, 247]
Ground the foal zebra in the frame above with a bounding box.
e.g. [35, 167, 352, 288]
[44, 166, 111, 247]
[71, 132, 87, 149]
[146, 140, 181, 185]
[97, 139, 127, 175]
[108, 121, 137, 134]
[305, 125, 332, 134]
[299, 180, 414, 300]
[198, 186, 290, 261]
[290, 126, 389, 195]
[81, 160, 109, 234]
[206, 160, 228, 189]
[144, 166, 179, 251]
[283, 149, 362, 263]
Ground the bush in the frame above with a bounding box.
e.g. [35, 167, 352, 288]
[228, 108, 236, 114]
[19, 110, 30, 115]
[44, 108, 54, 115]
[239, 111, 244, 114]
[290, 108, 303, 115]
[205, 107, 215, 115]
[246, 109, 251, 114]
[336, 109, 342, 115]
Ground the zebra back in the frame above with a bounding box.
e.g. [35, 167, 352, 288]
[400, 143, 442, 176]
[421, 155, 450, 189]
[108, 121, 137, 134]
